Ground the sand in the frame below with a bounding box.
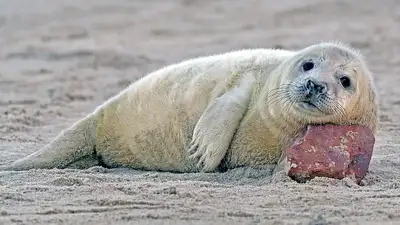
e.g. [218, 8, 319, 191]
[1, 0, 400, 224]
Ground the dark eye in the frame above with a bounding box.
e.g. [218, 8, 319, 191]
[302, 61, 314, 72]
[340, 76, 351, 88]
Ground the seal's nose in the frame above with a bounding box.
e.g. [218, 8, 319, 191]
[305, 79, 327, 96]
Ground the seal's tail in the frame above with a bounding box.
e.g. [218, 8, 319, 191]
[0, 112, 100, 171]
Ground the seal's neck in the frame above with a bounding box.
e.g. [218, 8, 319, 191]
[255, 67, 307, 138]
[225, 101, 304, 169]
[223, 64, 309, 168]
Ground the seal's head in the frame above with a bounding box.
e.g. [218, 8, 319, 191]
[269, 42, 378, 134]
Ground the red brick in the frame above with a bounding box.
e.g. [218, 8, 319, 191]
[286, 124, 375, 184]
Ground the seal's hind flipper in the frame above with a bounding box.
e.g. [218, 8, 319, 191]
[1, 112, 99, 171]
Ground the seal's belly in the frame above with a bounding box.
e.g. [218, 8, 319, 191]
[95, 76, 216, 172]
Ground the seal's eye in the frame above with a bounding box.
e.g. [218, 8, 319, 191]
[340, 76, 351, 88]
[302, 61, 314, 72]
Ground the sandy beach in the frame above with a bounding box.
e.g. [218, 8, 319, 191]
[1, 0, 400, 224]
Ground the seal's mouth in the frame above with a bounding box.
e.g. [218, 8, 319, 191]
[299, 101, 319, 110]
[298, 100, 327, 115]
[301, 101, 317, 108]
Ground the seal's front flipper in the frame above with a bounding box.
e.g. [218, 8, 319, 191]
[188, 74, 255, 172]
[1, 112, 99, 171]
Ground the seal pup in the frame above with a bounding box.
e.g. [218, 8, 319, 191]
[1, 42, 378, 173]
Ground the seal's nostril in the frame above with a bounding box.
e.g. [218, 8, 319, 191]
[317, 82, 328, 94]
[321, 84, 327, 93]
[306, 79, 314, 90]
[305, 79, 327, 95]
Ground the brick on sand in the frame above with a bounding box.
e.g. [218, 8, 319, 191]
[282, 124, 375, 184]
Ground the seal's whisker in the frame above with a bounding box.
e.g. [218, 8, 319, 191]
[281, 92, 296, 114]
[268, 88, 288, 95]
[335, 104, 347, 118]
[331, 95, 346, 101]
[320, 97, 346, 118]
[326, 96, 346, 116]
[267, 85, 295, 97]
[268, 89, 291, 98]
[267, 84, 306, 106]
[273, 91, 295, 106]
[267, 88, 293, 105]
